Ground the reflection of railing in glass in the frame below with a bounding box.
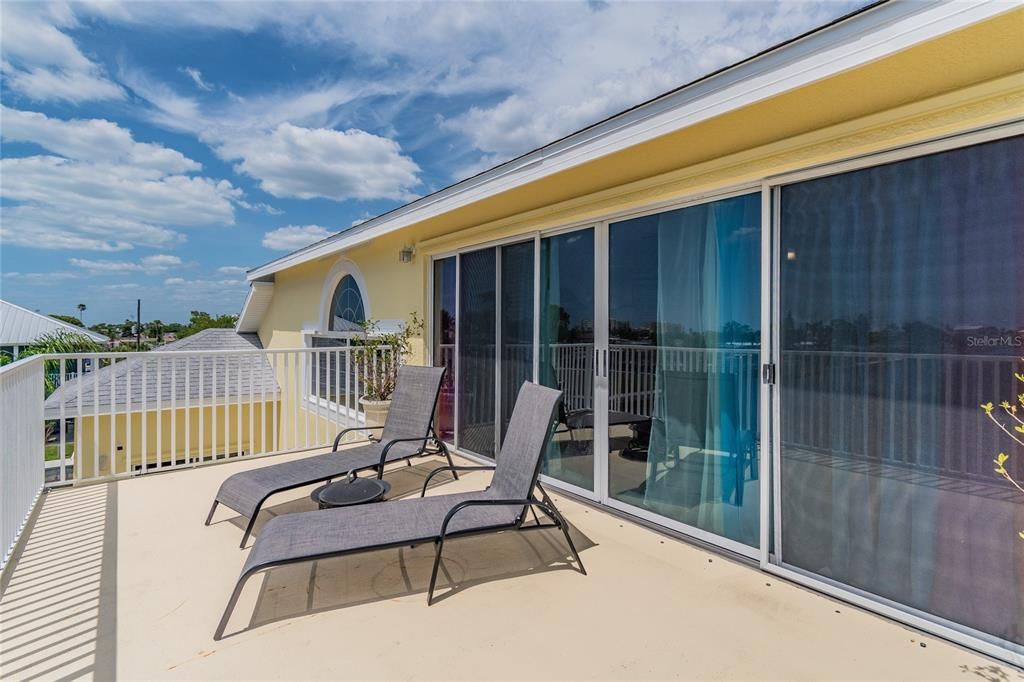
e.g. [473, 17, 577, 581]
[782, 350, 1023, 482]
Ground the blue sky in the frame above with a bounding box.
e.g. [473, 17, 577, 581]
[0, 1, 860, 325]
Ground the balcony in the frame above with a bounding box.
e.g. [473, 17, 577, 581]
[2, 447, 1009, 680]
[0, 349, 1018, 678]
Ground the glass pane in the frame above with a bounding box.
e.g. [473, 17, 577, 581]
[433, 257, 457, 442]
[539, 229, 594, 490]
[330, 275, 365, 331]
[608, 193, 761, 547]
[457, 248, 497, 457]
[779, 136, 1023, 646]
[500, 241, 535, 443]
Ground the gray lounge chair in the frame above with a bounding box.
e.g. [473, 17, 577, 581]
[214, 382, 585, 639]
[206, 365, 456, 547]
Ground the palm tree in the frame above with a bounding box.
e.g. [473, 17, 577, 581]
[76, 303, 86, 325]
[146, 320, 164, 343]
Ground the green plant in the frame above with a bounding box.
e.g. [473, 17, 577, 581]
[352, 313, 423, 401]
[980, 362, 1024, 541]
[18, 330, 105, 396]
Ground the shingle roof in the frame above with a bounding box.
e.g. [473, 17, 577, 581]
[0, 299, 108, 345]
[44, 329, 279, 414]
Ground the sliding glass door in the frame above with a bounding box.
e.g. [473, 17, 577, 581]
[605, 193, 762, 549]
[775, 136, 1023, 649]
[449, 240, 536, 458]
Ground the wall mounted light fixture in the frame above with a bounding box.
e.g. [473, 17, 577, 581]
[399, 245, 415, 263]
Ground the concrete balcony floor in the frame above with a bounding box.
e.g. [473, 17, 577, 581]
[0, 447, 1014, 681]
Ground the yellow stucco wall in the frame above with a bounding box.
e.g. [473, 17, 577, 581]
[256, 10, 1024, 357]
[75, 402, 278, 477]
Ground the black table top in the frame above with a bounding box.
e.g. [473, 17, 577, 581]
[312, 477, 391, 508]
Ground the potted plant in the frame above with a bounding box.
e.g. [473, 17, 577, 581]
[352, 313, 423, 426]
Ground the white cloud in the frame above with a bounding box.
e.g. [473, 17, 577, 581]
[181, 66, 213, 91]
[76, 1, 856, 184]
[3, 65, 126, 104]
[0, 3, 123, 103]
[0, 205, 182, 252]
[69, 254, 182, 274]
[1, 106, 199, 174]
[219, 123, 421, 201]
[2, 271, 81, 284]
[216, 265, 249, 275]
[162, 277, 246, 304]
[70, 258, 146, 273]
[1, 108, 241, 251]
[350, 212, 374, 227]
[141, 254, 183, 268]
[261, 225, 333, 251]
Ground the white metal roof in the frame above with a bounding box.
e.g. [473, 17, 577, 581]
[0, 299, 108, 346]
[244, 1, 1013, 284]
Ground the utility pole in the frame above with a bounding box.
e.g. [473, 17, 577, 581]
[136, 299, 142, 352]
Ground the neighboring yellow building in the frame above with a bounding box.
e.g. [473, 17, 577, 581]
[234, 3, 1023, 662]
[45, 329, 280, 477]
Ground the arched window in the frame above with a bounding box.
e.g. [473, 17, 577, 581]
[329, 274, 366, 331]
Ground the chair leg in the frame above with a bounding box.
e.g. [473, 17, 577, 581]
[555, 513, 587, 575]
[427, 537, 446, 605]
[440, 441, 459, 480]
[205, 500, 219, 526]
[535, 483, 586, 575]
[240, 508, 260, 549]
[214, 570, 253, 640]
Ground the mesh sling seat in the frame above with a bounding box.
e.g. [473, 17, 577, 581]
[206, 365, 456, 548]
[214, 382, 586, 640]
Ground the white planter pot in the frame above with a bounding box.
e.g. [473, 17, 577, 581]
[359, 397, 392, 428]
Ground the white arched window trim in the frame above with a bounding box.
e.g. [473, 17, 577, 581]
[302, 257, 372, 421]
[314, 257, 371, 338]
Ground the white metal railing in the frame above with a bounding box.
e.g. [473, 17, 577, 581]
[35, 345, 392, 486]
[1, 357, 44, 573]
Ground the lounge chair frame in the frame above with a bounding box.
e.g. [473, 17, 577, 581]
[205, 365, 457, 548]
[214, 385, 585, 640]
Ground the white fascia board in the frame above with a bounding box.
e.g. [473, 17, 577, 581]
[235, 281, 274, 333]
[247, 0, 1012, 282]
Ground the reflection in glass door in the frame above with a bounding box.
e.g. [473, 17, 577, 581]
[539, 228, 595, 491]
[605, 193, 761, 549]
[457, 248, 497, 457]
[450, 240, 536, 458]
[776, 136, 1023, 649]
[432, 257, 456, 442]
[499, 241, 535, 443]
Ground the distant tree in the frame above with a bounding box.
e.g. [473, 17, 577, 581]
[178, 310, 238, 338]
[76, 303, 86, 324]
[145, 320, 165, 342]
[50, 314, 84, 327]
[89, 323, 118, 342]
